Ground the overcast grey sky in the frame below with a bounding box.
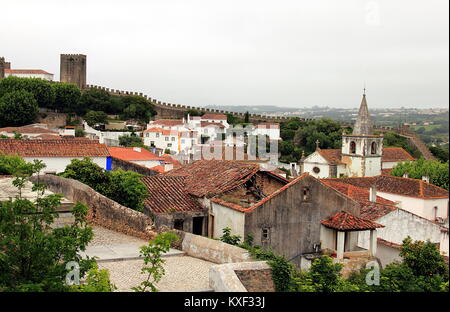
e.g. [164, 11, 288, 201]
[1, 0, 448, 108]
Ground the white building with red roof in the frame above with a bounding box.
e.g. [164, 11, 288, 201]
[4, 69, 53, 81]
[0, 139, 111, 173]
[107, 146, 164, 169]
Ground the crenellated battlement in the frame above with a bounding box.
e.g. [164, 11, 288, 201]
[84, 84, 302, 122]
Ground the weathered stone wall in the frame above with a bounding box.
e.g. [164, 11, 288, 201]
[244, 174, 361, 267]
[29, 174, 156, 240]
[209, 261, 275, 292]
[0, 56, 5, 79]
[172, 230, 251, 264]
[235, 267, 275, 292]
[36, 112, 74, 128]
[111, 157, 159, 176]
[60, 54, 87, 89]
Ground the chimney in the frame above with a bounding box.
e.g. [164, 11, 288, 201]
[403, 172, 409, 178]
[133, 147, 142, 153]
[422, 175, 430, 183]
[369, 185, 377, 202]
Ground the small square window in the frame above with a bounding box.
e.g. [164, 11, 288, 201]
[262, 228, 270, 241]
[167, 143, 172, 147]
[156, 133, 160, 138]
[171, 137, 175, 141]
[165, 137, 169, 141]
[302, 187, 310, 201]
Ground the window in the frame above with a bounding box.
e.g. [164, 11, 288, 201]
[371, 142, 377, 154]
[434, 206, 438, 220]
[150, 141, 155, 146]
[146, 133, 149, 137]
[165, 137, 169, 141]
[174, 219, 184, 230]
[302, 187, 311, 201]
[167, 143, 172, 147]
[350, 141, 356, 154]
[156, 133, 160, 138]
[171, 137, 175, 141]
[262, 228, 270, 241]
[181, 139, 185, 144]
[313, 167, 320, 174]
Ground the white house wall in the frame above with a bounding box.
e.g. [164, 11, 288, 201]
[358, 209, 442, 253]
[377, 191, 448, 221]
[210, 202, 245, 240]
[302, 152, 331, 178]
[23, 156, 108, 173]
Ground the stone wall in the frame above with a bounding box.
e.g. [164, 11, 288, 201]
[60, 54, 87, 89]
[235, 265, 275, 292]
[111, 157, 159, 176]
[209, 261, 275, 292]
[173, 230, 251, 264]
[36, 112, 73, 128]
[29, 174, 157, 240]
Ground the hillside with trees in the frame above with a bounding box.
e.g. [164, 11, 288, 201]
[0, 77, 156, 127]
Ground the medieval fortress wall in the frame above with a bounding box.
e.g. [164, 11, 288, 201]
[84, 83, 309, 123]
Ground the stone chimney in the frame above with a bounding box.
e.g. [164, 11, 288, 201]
[369, 185, 377, 202]
[422, 175, 430, 183]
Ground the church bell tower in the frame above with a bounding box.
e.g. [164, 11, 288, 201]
[341, 90, 383, 177]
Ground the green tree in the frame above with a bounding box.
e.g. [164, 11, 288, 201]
[0, 153, 32, 175]
[120, 95, 156, 123]
[0, 159, 96, 291]
[75, 128, 86, 138]
[70, 264, 116, 292]
[61, 157, 111, 194]
[383, 131, 421, 158]
[428, 145, 449, 162]
[132, 232, 179, 292]
[61, 158, 147, 211]
[51, 83, 81, 113]
[84, 110, 109, 127]
[226, 113, 243, 125]
[79, 89, 112, 115]
[391, 158, 449, 190]
[244, 111, 250, 123]
[0, 90, 39, 127]
[219, 227, 241, 245]
[118, 133, 144, 147]
[0, 76, 55, 108]
[108, 170, 148, 212]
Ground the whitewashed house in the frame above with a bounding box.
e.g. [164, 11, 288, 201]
[4, 69, 54, 81]
[0, 139, 111, 173]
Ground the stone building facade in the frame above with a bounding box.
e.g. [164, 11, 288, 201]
[60, 54, 87, 88]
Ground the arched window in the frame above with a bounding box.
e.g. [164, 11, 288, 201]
[350, 141, 356, 154]
[371, 142, 377, 154]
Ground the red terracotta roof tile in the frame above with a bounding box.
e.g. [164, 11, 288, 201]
[0, 139, 110, 157]
[200, 121, 225, 128]
[143, 127, 179, 136]
[382, 147, 415, 162]
[165, 160, 261, 197]
[150, 119, 184, 127]
[321, 211, 384, 231]
[201, 114, 227, 120]
[141, 176, 205, 213]
[316, 149, 344, 165]
[160, 154, 182, 167]
[107, 147, 163, 161]
[149, 165, 166, 173]
[377, 238, 401, 249]
[325, 175, 448, 199]
[5, 69, 53, 75]
[0, 126, 58, 134]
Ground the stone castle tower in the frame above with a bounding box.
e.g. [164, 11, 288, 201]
[341, 92, 383, 177]
[0, 57, 5, 79]
[60, 54, 87, 88]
